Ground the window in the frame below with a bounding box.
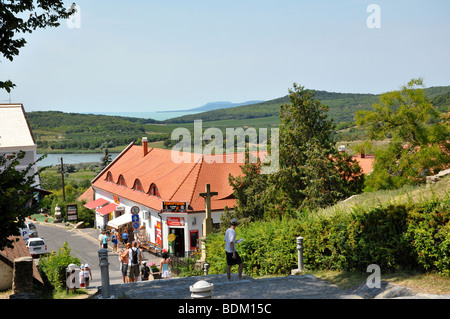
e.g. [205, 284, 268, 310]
[106, 171, 114, 182]
[133, 179, 144, 192]
[148, 183, 160, 197]
[117, 175, 127, 187]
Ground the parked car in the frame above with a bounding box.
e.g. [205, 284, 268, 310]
[20, 222, 39, 241]
[26, 237, 47, 258]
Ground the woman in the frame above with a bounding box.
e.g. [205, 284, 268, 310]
[111, 231, 118, 253]
[83, 263, 93, 287]
[79, 264, 86, 288]
[160, 251, 171, 279]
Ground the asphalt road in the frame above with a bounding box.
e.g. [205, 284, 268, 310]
[35, 223, 159, 287]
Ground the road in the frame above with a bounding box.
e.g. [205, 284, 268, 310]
[35, 223, 159, 287]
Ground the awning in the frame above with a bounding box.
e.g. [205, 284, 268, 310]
[84, 198, 109, 209]
[96, 203, 118, 216]
[107, 213, 132, 229]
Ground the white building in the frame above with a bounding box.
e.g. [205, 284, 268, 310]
[0, 104, 40, 187]
[84, 139, 243, 256]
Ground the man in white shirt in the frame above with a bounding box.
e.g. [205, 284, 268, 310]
[225, 218, 243, 281]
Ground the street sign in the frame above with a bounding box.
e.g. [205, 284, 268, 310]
[132, 222, 140, 229]
[131, 215, 139, 223]
[131, 206, 140, 215]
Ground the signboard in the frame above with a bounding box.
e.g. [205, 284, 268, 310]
[131, 215, 140, 223]
[131, 206, 140, 215]
[113, 195, 120, 204]
[167, 217, 185, 227]
[66, 204, 78, 221]
[168, 233, 176, 242]
[156, 221, 162, 246]
[162, 201, 188, 213]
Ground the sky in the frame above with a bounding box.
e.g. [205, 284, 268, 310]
[1, 0, 449, 113]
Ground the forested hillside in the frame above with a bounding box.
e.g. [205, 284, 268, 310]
[27, 86, 450, 153]
[27, 111, 165, 151]
[165, 86, 450, 124]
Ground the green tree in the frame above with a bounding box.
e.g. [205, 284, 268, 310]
[356, 78, 450, 190]
[0, 0, 74, 91]
[0, 151, 45, 250]
[39, 242, 80, 291]
[229, 84, 364, 220]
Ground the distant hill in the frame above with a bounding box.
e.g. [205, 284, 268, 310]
[178, 100, 265, 112]
[164, 86, 450, 125]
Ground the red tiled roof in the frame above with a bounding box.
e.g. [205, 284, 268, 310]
[92, 146, 246, 212]
[78, 186, 95, 203]
[0, 236, 43, 285]
[351, 155, 375, 174]
[92, 144, 374, 213]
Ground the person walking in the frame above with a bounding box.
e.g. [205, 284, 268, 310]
[140, 261, 150, 281]
[98, 232, 104, 249]
[102, 232, 109, 249]
[160, 251, 171, 279]
[83, 263, 93, 287]
[127, 241, 142, 283]
[79, 264, 86, 288]
[111, 231, 118, 253]
[119, 246, 130, 283]
[122, 231, 129, 245]
[225, 218, 243, 281]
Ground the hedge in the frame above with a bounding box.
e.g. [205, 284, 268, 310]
[205, 197, 449, 276]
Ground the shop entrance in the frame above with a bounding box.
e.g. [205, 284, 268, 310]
[169, 228, 185, 257]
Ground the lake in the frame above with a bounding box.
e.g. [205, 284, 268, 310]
[37, 153, 119, 167]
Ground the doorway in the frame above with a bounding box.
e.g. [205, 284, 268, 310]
[169, 228, 185, 257]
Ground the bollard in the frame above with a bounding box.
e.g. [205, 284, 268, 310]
[203, 262, 210, 276]
[98, 248, 112, 299]
[190, 280, 214, 299]
[296, 236, 304, 272]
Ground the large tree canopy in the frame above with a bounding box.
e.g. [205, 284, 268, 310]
[356, 78, 450, 190]
[229, 84, 364, 221]
[0, 151, 44, 250]
[0, 0, 74, 92]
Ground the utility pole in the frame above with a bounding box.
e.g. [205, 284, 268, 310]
[60, 157, 66, 201]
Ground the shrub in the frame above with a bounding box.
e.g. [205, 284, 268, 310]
[205, 197, 450, 277]
[38, 242, 81, 291]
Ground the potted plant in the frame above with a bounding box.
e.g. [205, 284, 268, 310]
[149, 262, 160, 280]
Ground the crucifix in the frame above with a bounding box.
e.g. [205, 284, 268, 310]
[199, 183, 218, 237]
[199, 183, 218, 261]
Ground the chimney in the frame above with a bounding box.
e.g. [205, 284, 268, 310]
[142, 137, 148, 156]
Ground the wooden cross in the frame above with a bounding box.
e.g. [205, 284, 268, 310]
[199, 183, 218, 237]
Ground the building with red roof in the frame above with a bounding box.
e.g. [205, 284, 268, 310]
[87, 139, 245, 256]
[86, 138, 374, 256]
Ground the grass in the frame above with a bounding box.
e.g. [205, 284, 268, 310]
[320, 174, 450, 216]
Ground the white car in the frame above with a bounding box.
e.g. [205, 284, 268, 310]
[20, 222, 39, 241]
[26, 237, 47, 258]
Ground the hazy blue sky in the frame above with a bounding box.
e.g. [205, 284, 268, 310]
[1, 0, 449, 113]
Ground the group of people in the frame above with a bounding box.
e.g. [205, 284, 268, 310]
[118, 241, 172, 283]
[79, 263, 93, 288]
[95, 217, 244, 284]
[99, 229, 127, 253]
